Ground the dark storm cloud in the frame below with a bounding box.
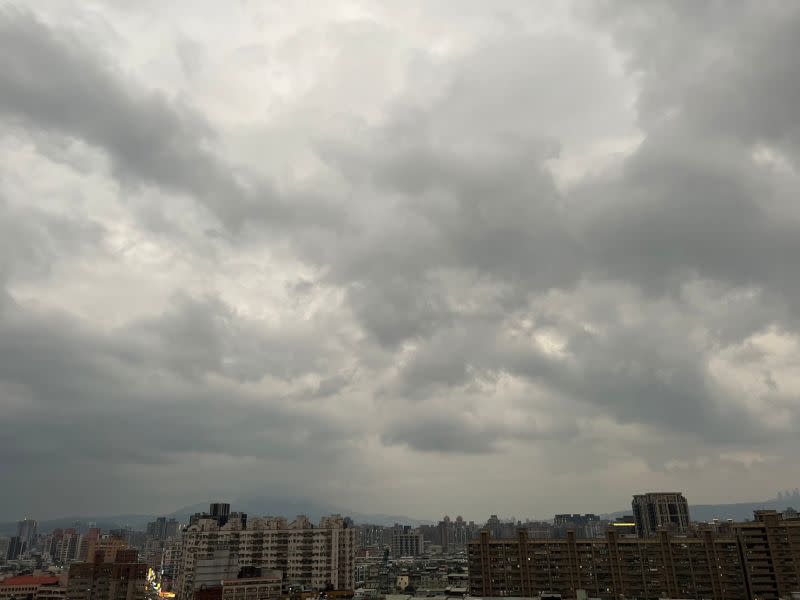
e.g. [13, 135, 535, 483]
[382, 416, 501, 454]
[382, 298, 780, 450]
[564, 3, 800, 337]
[3, 1, 800, 518]
[314, 110, 581, 350]
[0, 292, 354, 470]
[305, 0, 800, 455]
[592, 1, 800, 153]
[121, 294, 332, 382]
[574, 133, 800, 304]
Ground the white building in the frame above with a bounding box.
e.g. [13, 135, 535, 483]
[194, 548, 240, 590]
[176, 513, 355, 600]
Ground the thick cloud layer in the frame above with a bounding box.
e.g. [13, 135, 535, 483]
[1, 1, 800, 520]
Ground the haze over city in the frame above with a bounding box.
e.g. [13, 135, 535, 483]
[3, 0, 800, 525]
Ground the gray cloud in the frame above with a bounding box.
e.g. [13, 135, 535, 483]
[2, 1, 800, 520]
[0, 195, 105, 283]
[0, 9, 344, 233]
[0, 288, 358, 516]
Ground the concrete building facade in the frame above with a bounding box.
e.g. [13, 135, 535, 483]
[631, 492, 691, 537]
[17, 519, 38, 550]
[221, 571, 282, 600]
[467, 510, 800, 600]
[0, 575, 64, 600]
[67, 552, 148, 600]
[54, 529, 82, 564]
[390, 526, 423, 558]
[176, 511, 355, 600]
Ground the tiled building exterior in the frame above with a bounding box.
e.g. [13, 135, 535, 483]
[468, 510, 800, 600]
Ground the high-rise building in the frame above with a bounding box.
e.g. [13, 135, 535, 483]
[6, 536, 24, 561]
[17, 519, 38, 550]
[738, 510, 800, 598]
[435, 516, 468, 552]
[176, 511, 355, 600]
[146, 517, 180, 541]
[54, 529, 82, 564]
[190, 503, 243, 529]
[82, 534, 130, 564]
[0, 537, 9, 563]
[485, 514, 517, 539]
[390, 525, 424, 557]
[356, 525, 386, 550]
[78, 528, 102, 561]
[467, 510, 800, 600]
[160, 537, 184, 593]
[67, 550, 148, 600]
[191, 548, 240, 592]
[553, 514, 604, 538]
[632, 491, 691, 537]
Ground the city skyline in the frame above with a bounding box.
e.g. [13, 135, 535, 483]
[4, 500, 800, 600]
[5, 487, 800, 529]
[4, 1, 800, 521]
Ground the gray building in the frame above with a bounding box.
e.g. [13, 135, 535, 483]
[17, 518, 38, 549]
[390, 525, 424, 557]
[631, 492, 690, 537]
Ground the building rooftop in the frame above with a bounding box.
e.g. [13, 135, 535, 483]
[1, 575, 60, 586]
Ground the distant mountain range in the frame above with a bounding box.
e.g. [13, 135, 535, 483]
[0, 495, 431, 535]
[164, 496, 432, 528]
[605, 492, 800, 523]
[0, 514, 156, 535]
[4, 491, 799, 536]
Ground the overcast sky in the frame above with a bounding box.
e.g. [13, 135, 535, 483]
[2, 1, 800, 522]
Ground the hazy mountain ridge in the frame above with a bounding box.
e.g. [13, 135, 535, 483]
[166, 496, 432, 527]
[605, 492, 800, 523]
[0, 495, 430, 535]
[5, 492, 797, 535]
[0, 515, 156, 535]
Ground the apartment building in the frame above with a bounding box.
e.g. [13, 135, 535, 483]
[467, 510, 800, 600]
[67, 550, 148, 600]
[221, 570, 282, 600]
[390, 526, 424, 557]
[176, 508, 355, 600]
[160, 537, 184, 592]
[739, 510, 800, 599]
[632, 492, 691, 537]
[52, 529, 81, 565]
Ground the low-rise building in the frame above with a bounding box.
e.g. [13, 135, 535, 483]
[221, 570, 282, 600]
[0, 574, 65, 600]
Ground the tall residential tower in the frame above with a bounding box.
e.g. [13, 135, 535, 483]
[632, 492, 691, 537]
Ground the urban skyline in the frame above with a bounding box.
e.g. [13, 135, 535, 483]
[6, 487, 800, 535]
[4, 487, 800, 527]
[4, 497, 800, 600]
